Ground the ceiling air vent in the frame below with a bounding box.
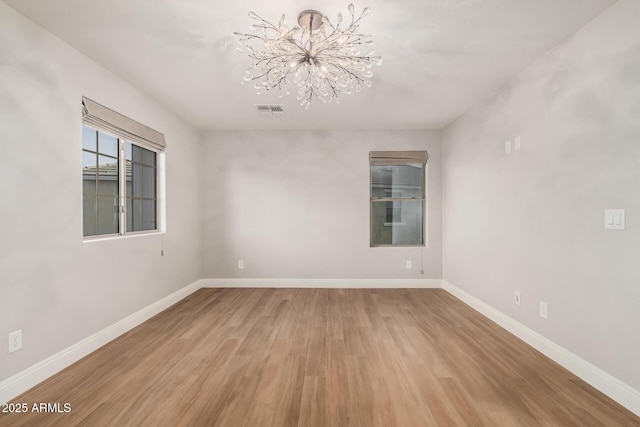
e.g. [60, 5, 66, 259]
[254, 104, 285, 116]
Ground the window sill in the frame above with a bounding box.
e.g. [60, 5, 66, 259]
[83, 230, 163, 243]
[370, 245, 425, 248]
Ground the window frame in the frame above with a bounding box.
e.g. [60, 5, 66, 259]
[369, 152, 427, 247]
[82, 125, 161, 240]
[124, 140, 159, 234]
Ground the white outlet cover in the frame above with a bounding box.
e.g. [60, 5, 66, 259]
[405, 260, 412, 269]
[238, 260, 245, 269]
[8, 330, 22, 353]
[505, 140, 512, 154]
[539, 302, 548, 319]
[514, 291, 521, 306]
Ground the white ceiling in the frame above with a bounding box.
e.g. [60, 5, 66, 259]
[4, 0, 616, 130]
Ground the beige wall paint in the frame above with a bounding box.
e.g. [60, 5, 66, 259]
[0, 3, 202, 382]
[201, 130, 442, 279]
[443, 0, 640, 390]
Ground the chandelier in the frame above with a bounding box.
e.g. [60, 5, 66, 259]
[233, 4, 382, 108]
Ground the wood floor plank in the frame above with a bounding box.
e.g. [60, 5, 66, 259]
[1, 288, 638, 427]
[304, 327, 327, 377]
[297, 376, 328, 427]
[212, 374, 260, 427]
[268, 355, 306, 427]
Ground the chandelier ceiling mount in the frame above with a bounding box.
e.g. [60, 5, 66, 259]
[297, 10, 323, 31]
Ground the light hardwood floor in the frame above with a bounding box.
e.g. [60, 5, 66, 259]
[1, 288, 638, 426]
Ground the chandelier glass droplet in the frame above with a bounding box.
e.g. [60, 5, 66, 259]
[233, 3, 382, 109]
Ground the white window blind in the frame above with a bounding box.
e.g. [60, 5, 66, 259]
[82, 97, 166, 152]
[369, 150, 428, 165]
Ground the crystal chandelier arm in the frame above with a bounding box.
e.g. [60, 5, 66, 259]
[246, 67, 289, 94]
[329, 62, 370, 87]
[286, 38, 308, 54]
[247, 11, 280, 33]
[323, 77, 340, 100]
[314, 37, 368, 55]
[233, 32, 269, 44]
[299, 84, 327, 108]
[316, 17, 356, 48]
[314, 4, 369, 49]
[313, 18, 371, 54]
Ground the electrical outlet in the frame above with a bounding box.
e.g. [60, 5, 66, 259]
[8, 330, 22, 353]
[539, 301, 548, 319]
[405, 260, 412, 270]
[514, 291, 521, 306]
[238, 260, 244, 270]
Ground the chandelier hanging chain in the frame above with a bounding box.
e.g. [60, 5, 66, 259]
[233, 3, 382, 108]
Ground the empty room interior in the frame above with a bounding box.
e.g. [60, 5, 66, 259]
[1, 0, 639, 425]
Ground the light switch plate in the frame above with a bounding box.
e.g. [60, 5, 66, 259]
[604, 209, 625, 230]
[505, 140, 512, 154]
[514, 137, 521, 150]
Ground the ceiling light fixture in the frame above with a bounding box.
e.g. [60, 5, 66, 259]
[233, 3, 382, 109]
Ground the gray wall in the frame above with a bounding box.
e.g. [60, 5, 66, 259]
[201, 130, 442, 279]
[0, 3, 202, 382]
[442, 0, 640, 391]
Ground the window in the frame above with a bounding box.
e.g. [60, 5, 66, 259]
[370, 151, 428, 246]
[82, 97, 165, 238]
[125, 143, 157, 233]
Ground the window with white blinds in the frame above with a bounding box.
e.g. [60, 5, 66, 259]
[82, 98, 165, 238]
[370, 151, 427, 246]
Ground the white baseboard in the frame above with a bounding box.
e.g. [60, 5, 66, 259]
[0, 279, 203, 405]
[442, 280, 640, 417]
[200, 278, 443, 289]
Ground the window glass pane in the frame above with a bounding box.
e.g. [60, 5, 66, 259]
[82, 152, 97, 194]
[142, 148, 156, 167]
[142, 199, 157, 231]
[83, 175, 97, 195]
[83, 194, 96, 236]
[83, 151, 96, 168]
[126, 198, 133, 232]
[97, 155, 119, 196]
[371, 164, 423, 198]
[132, 144, 143, 164]
[125, 160, 133, 197]
[98, 155, 117, 168]
[371, 200, 423, 245]
[98, 131, 118, 157]
[125, 142, 133, 161]
[130, 162, 143, 197]
[142, 166, 156, 199]
[131, 199, 143, 232]
[96, 196, 119, 235]
[82, 126, 97, 151]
